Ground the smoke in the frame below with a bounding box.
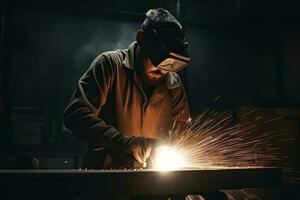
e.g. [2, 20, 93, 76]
[73, 19, 140, 72]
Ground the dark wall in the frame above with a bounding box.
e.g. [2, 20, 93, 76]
[183, 0, 300, 114]
[9, 5, 140, 120]
[282, 27, 300, 105]
[186, 25, 279, 114]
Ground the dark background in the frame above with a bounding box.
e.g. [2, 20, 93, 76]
[0, 0, 300, 172]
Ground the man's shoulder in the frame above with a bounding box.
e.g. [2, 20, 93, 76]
[92, 49, 126, 68]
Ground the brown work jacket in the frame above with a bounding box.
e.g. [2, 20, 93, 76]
[64, 42, 190, 168]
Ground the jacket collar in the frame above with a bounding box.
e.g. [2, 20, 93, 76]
[122, 42, 135, 70]
[122, 41, 181, 89]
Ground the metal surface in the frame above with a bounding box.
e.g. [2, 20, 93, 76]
[0, 167, 281, 199]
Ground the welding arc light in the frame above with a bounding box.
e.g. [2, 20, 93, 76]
[154, 146, 186, 171]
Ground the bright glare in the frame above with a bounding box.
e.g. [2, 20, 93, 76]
[154, 146, 186, 171]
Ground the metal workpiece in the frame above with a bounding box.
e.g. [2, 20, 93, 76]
[0, 167, 281, 199]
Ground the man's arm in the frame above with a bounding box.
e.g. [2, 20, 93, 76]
[171, 81, 191, 124]
[64, 53, 124, 149]
[64, 53, 153, 168]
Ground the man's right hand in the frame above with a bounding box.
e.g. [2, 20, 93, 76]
[105, 137, 158, 169]
[125, 137, 153, 166]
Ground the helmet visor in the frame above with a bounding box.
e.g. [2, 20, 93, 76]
[157, 52, 190, 72]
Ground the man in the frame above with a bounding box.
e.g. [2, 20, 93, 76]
[64, 8, 232, 200]
[64, 8, 190, 170]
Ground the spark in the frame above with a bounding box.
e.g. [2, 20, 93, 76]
[158, 108, 290, 169]
[153, 146, 186, 171]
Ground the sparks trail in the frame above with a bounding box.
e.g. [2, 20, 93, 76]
[161, 108, 290, 168]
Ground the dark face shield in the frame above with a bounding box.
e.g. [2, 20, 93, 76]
[157, 52, 190, 72]
[141, 18, 190, 72]
[147, 35, 191, 73]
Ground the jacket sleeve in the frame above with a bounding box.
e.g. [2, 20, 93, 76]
[64, 53, 126, 149]
[171, 84, 191, 124]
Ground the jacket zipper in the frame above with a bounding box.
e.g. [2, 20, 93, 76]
[133, 71, 148, 137]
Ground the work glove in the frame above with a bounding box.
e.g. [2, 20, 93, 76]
[121, 136, 159, 169]
[105, 134, 158, 169]
[125, 137, 158, 164]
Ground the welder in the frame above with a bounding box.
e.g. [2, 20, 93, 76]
[64, 7, 232, 200]
[64, 7, 190, 171]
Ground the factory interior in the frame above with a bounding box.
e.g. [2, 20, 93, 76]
[0, 0, 300, 199]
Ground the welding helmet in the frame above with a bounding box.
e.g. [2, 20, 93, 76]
[141, 18, 190, 72]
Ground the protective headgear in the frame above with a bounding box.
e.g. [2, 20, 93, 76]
[141, 18, 190, 72]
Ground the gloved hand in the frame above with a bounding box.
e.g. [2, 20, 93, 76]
[106, 136, 158, 169]
[124, 137, 156, 166]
